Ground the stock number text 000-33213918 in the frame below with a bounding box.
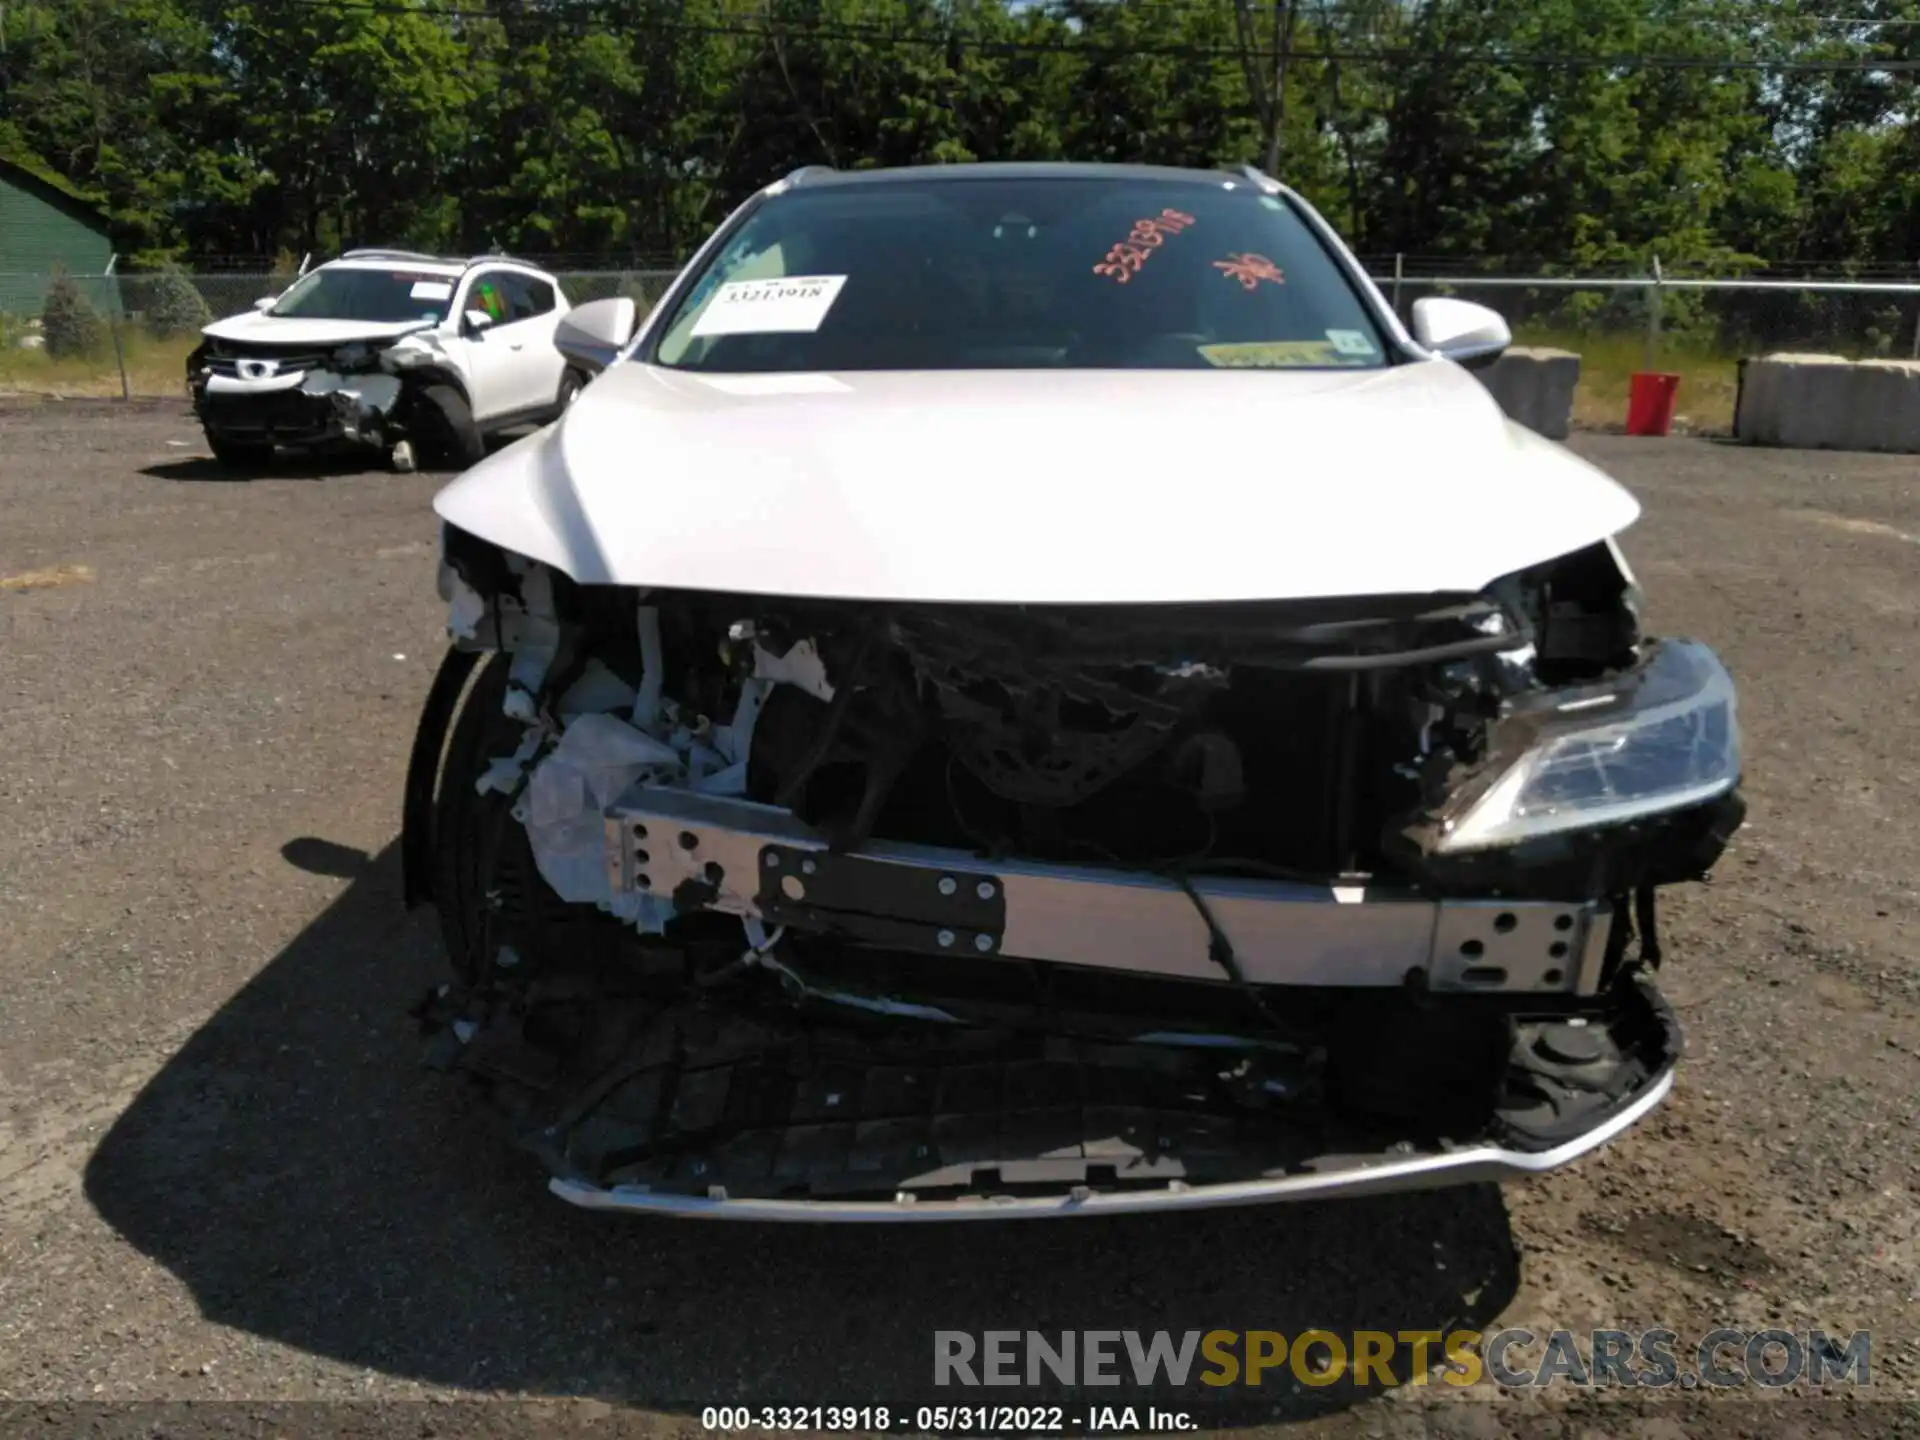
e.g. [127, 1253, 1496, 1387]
[701, 1406, 1085, 1432]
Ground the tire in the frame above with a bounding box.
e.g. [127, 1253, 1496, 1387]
[205, 431, 273, 471]
[410, 382, 485, 469]
[430, 653, 514, 984]
[556, 368, 587, 412]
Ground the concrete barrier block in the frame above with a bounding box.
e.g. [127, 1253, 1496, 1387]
[1735, 353, 1920, 453]
[1476, 347, 1580, 440]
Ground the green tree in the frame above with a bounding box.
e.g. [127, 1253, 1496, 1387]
[0, 0, 230, 259]
[194, 0, 478, 254]
[140, 263, 214, 338]
[1, 0, 1916, 281]
[41, 268, 107, 359]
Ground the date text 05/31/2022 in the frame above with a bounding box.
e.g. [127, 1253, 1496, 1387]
[701, 1407, 1197, 1433]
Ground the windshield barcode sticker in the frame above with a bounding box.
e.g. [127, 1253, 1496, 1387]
[1199, 341, 1347, 368]
[1326, 329, 1376, 356]
[410, 280, 453, 300]
[691, 275, 848, 337]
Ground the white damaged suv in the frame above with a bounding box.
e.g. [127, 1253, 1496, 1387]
[402, 163, 1745, 1220]
[187, 251, 579, 472]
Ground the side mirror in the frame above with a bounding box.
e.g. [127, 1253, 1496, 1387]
[252, 296, 275, 312]
[1411, 297, 1512, 368]
[463, 309, 496, 336]
[553, 297, 639, 374]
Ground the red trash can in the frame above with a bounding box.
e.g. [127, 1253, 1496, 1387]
[1626, 372, 1681, 436]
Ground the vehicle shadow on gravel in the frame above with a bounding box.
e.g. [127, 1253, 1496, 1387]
[140, 429, 538, 484]
[140, 456, 414, 483]
[84, 841, 1519, 1421]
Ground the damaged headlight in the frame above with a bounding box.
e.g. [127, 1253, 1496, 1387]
[1438, 640, 1739, 853]
[333, 342, 373, 368]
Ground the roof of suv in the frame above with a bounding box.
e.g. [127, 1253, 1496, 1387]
[325, 250, 555, 276]
[780, 161, 1280, 191]
[325, 257, 465, 276]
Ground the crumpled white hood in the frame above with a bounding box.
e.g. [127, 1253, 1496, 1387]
[433, 360, 1641, 604]
[201, 311, 436, 347]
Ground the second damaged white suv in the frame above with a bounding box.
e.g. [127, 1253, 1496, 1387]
[187, 251, 577, 472]
[402, 163, 1745, 1220]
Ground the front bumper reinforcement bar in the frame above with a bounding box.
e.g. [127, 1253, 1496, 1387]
[604, 785, 1613, 996]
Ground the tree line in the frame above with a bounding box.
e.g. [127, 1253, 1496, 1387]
[1, 0, 1917, 272]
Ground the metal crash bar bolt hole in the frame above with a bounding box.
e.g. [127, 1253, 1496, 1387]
[630, 825, 729, 893]
[1452, 909, 1578, 988]
[629, 821, 652, 891]
[1457, 914, 1576, 951]
[766, 850, 818, 900]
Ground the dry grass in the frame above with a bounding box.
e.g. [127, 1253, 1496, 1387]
[0, 334, 197, 398]
[0, 563, 98, 592]
[1517, 329, 1743, 434]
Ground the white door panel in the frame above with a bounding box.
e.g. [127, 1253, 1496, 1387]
[457, 270, 525, 422]
[524, 310, 568, 407]
[497, 318, 556, 413]
[496, 271, 566, 416]
[461, 329, 521, 422]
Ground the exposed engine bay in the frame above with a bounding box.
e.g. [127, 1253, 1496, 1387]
[403, 523, 1744, 1218]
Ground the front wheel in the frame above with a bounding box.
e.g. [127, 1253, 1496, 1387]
[428, 652, 512, 984]
[205, 431, 273, 472]
[410, 383, 485, 469]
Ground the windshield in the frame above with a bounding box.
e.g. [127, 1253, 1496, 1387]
[650, 176, 1389, 372]
[269, 266, 455, 323]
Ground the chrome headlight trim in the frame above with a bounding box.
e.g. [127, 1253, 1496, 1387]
[1437, 639, 1740, 854]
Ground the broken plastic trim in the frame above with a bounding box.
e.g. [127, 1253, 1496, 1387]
[545, 1064, 1675, 1222]
[189, 330, 452, 453]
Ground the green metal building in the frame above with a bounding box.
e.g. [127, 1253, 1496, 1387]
[0, 151, 116, 319]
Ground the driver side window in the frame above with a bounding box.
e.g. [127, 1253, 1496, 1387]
[464, 271, 512, 326]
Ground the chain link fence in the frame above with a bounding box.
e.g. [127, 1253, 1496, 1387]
[2, 262, 1915, 430]
[1377, 274, 1920, 359]
[1364, 259, 1920, 431]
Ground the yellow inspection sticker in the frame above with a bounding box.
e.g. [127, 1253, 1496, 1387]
[1198, 340, 1357, 368]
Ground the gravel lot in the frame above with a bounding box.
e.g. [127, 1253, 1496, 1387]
[1, 400, 1916, 1437]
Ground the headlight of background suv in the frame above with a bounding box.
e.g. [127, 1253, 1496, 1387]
[1438, 640, 1740, 853]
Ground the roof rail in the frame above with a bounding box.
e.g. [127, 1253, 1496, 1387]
[462, 253, 545, 271]
[1220, 162, 1282, 192]
[341, 247, 447, 263]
